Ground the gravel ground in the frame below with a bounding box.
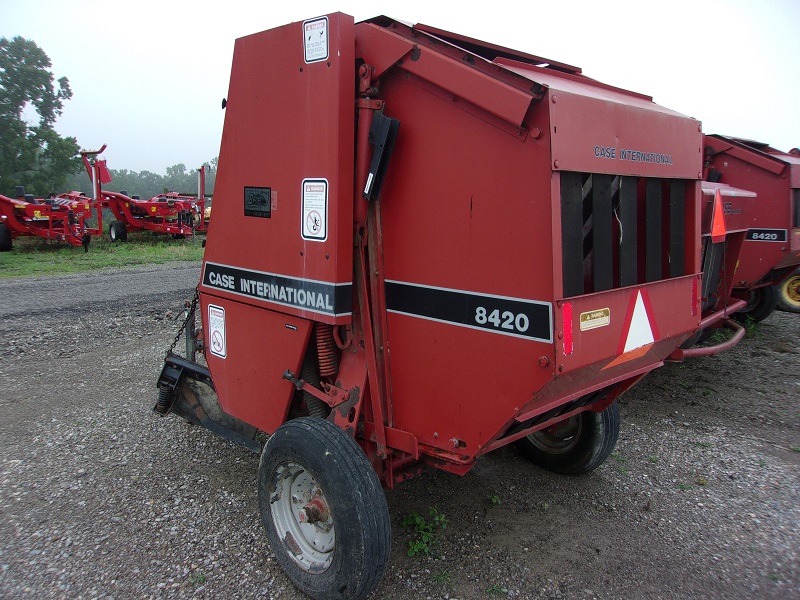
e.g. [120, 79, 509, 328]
[0, 262, 798, 599]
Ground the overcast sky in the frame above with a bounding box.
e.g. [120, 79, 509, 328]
[3, 0, 798, 174]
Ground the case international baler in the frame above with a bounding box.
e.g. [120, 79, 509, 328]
[704, 135, 800, 320]
[157, 14, 724, 599]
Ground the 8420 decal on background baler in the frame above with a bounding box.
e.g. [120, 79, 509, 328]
[156, 13, 742, 600]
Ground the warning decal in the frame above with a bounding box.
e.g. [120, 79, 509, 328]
[301, 179, 328, 241]
[208, 304, 227, 359]
[580, 308, 610, 331]
[303, 17, 328, 63]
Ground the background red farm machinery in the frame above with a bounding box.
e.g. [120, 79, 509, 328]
[704, 135, 800, 320]
[0, 186, 99, 252]
[78, 145, 209, 242]
[0, 147, 210, 252]
[152, 13, 773, 600]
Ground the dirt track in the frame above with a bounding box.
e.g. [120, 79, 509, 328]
[0, 263, 798, 599]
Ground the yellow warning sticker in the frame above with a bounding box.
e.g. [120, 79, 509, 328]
[580, 308, 610, 331]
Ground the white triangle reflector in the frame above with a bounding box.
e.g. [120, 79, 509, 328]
[623, 291, 655, 353]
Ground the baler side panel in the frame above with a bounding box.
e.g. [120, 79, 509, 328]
[197, 14, 356, 432]
[373, 66, 557, 456]
[201, 14, 355, 324]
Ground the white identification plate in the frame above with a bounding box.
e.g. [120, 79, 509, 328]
[208, 304, 227, 358]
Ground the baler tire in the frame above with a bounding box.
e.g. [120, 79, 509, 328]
[258, 417, 390, 600]
[775, 269, 800, 314]
[732, 286, 778, 324]
[0, 223, 12, 251]
[109, 220, 128, 242]
[516, 401, 620, 475]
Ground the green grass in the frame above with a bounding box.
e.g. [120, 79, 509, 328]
[486, 584, 505, 595]
[0, 231, 204, 278]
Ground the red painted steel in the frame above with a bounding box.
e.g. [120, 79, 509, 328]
[189, 12, 734, 484]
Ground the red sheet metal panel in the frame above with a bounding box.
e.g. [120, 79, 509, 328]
[372, 64, 555, 457]
[497, 59, 702, 179]
[201, 296, 312, 432]
[369, 39, 702, 458]
[700, 182, 756, 235]
[398, 44, 536, 127]
[201, 13, 355, 324]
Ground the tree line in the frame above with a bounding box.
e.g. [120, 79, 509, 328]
[0, 36, 216, 200]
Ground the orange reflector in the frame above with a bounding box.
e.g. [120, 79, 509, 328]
[711, 189, 727, 243]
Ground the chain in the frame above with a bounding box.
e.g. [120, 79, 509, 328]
[166, 286, 200, 359]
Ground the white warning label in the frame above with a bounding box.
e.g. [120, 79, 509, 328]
[302, 178, 328, 242]
[208, 304, 227, 359]
[303, 17, 328, 63]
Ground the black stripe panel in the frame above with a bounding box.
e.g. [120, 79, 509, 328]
[202, 262, 352, 316]
[385, 281, 552, 342]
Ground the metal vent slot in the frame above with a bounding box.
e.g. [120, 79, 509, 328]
[561, 172, 688, 298]
[793, 188, 800, 229]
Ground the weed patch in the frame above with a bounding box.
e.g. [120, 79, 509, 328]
[401, 507, 448, 557]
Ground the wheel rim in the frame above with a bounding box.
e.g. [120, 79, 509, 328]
[269, 461, 335, 573]
[784, 275, 800, 306]
[526, 414, 583, 454]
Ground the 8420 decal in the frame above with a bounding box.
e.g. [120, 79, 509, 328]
[745, 228, 787, 242]
[386, 280, 552, 342]
[474, 307, 530, 333]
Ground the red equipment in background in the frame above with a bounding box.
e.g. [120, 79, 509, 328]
[155, 14, 748, 599]
[668, 181, 754, 358]
[0, 187, 98, 252]
[78, 145, 208, 241]
[704, 135, 800, 320]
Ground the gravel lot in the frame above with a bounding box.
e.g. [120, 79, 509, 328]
[1, 262, 798, 599]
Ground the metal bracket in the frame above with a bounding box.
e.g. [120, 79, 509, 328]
[282, 370, 349, 407]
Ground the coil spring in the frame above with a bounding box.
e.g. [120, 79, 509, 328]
[155, 385, 173, 415]
[315, 322, 340, 377]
